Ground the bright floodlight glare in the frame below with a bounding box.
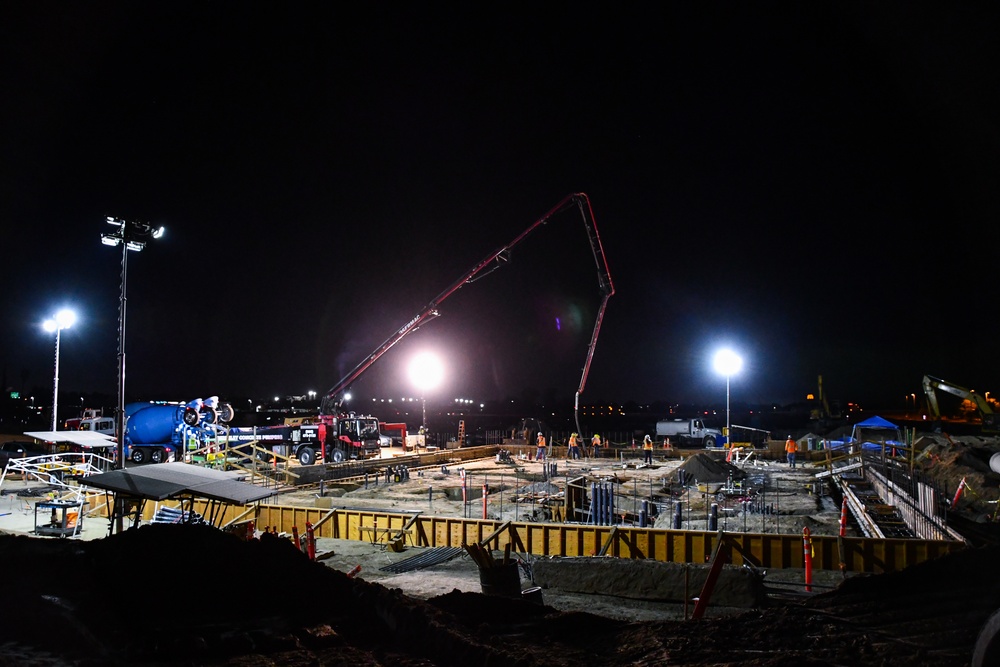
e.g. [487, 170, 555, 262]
[408, 352, 444, 391]
[55, 309, 76, 330]
[43, 309, 76, 333]
[101, 236, 120, 246]
[152, 226, 165, 239]
[713, 348, 743, 377]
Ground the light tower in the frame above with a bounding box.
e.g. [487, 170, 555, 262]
[713, 348, 743, 449]
[101, 217, 163, 467]
[42, 308, 77, 431]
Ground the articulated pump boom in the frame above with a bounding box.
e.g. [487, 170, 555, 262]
[319, 193, 615, 436]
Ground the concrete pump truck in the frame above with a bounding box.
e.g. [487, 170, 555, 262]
[231, 193, 615, 466]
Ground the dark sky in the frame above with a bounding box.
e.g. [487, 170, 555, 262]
[2, 4, 999, 415]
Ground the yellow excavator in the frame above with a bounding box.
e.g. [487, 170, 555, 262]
[922, 375, 998, 434]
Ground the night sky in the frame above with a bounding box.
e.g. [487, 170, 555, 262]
[2, 4, 999, 418]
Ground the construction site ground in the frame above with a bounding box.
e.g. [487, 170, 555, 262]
[291, 442, 848, 533]
[2, 434, 1000, 665]
[292, 444, 855, 619]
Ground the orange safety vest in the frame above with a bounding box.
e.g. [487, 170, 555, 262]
[785, 439, 797, 453]
[643, 438, 653, 450]
[592, 436, 601, 447]
[569, 435, 578, 448]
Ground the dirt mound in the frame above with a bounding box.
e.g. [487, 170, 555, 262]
[0, 524, 995, 666]
[677, 452, 746, 484]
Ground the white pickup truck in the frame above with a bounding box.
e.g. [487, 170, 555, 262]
[654, 418, 722, 448]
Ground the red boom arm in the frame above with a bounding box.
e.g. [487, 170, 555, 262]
[320, 193, 615, 430]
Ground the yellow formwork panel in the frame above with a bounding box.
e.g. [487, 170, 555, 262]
[215, 502, 966, 573]
[549, 524, 592, 557]
[420, 516, 496, 548]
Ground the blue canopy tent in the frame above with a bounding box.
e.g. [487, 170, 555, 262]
[850, 415, 905, 450]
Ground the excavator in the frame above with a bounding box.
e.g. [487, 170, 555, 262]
[807, 374, 842, 429]
[922, 375, 998, 434]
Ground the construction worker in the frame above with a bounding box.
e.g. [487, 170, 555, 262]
[591, 433, 602, 458]
[785, 435, 797, 468]
[536, 432, 547, 461]
[567, 433, 581, 460]
[642, 434, 654, 465]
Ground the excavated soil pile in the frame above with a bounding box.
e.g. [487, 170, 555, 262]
[677, 452, 746, 484]
[1, 523, 998, 666]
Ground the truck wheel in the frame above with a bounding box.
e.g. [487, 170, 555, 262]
[218, 403, 234, 423]
[201, 406, 218, 425]
[130, 448, 146, 464]
[298, 447, 316, 466]
[150, 448, 165, 464]
[182, 407, 200, 426]
[704, 436, 717, 448]
[330, 449, 345, 464]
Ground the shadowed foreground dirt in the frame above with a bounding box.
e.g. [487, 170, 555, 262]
[0, 524, 997, 666]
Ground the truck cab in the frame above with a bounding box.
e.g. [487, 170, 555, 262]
[321, 414, 381, 464]
[79, 417, 116, 436]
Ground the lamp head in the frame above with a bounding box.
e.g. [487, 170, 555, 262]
[713, 348, 743, 377]
[43, 309, 76, 333]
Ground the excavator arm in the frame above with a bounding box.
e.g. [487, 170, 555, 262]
[321, 193, 615, 432]
[922, 375, 997, 431]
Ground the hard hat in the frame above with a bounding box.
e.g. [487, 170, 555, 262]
[593, 433, 600, 437]
[572, 433, 578, 437]
[787, 435, 792, 439]
[644, 434, 651, 441]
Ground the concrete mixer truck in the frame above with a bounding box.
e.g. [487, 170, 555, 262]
[124, 396, 382, 466]
[124, 397, 233, 464]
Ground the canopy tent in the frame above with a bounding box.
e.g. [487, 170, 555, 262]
[852, 416, 900, 430]
[82, 462, 279, 532]
[850, 415, 904, 448]
[24, 430, 116, 449]
[83, 462, 276, 504]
